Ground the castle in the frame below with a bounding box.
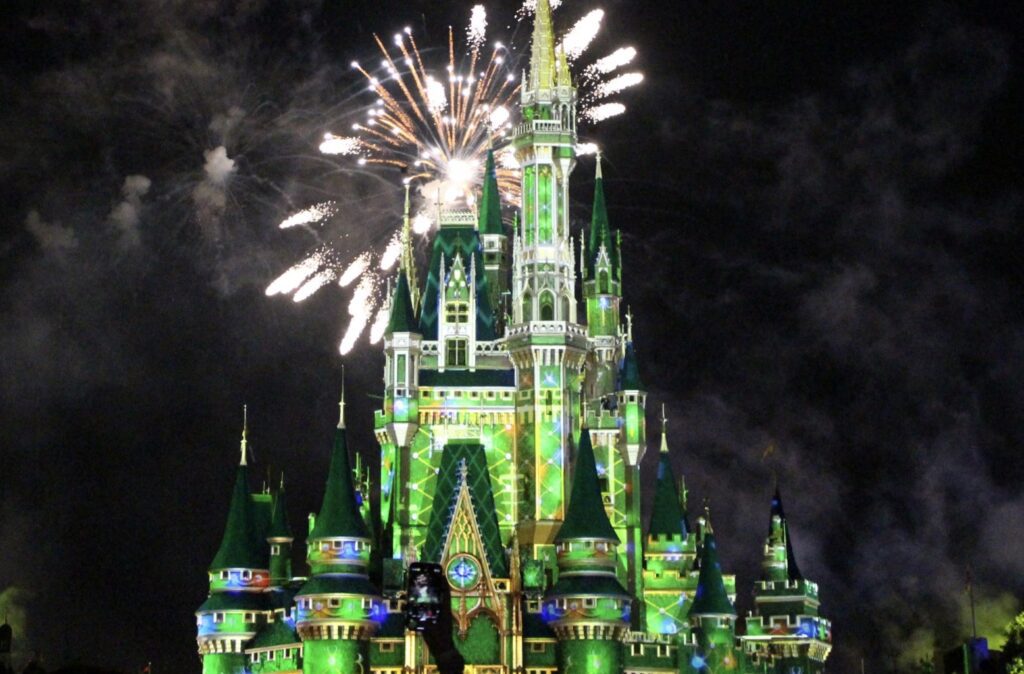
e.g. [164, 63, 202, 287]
[195, 1, 833, 672]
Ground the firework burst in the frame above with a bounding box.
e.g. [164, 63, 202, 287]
[267, 2, 643, 355]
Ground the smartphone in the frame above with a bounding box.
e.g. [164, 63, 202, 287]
[405, 562, 445, 631]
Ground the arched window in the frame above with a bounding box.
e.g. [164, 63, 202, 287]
[445, 301, 469, 324]
[539, 291, 554, 321]
[598, 270, 610, 294]
[561, 295, 571, 321]
[446, 338, 468, 367]
[522, 292, 533, 322]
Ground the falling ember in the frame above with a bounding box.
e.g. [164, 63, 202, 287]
[338, 277, 377, 355]
[583, 102, 626, 122]
[279, 202, 336, 229]
[293, 269, 337, 302]
[467, 5, 487, 51]
[318, 133, 362, 155]
[369, 304, 391, 343]
[560, 10, 604, 61]
[338, 253, 371, 287]
[266, 255, 320, 296]
[379, 234, 402, 270]
[586, 47, 637, 78]
[595, 72, 644, 98]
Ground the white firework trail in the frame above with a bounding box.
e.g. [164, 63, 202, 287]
[560, 9, 604, 61]
[595, 72, 644, 98]
[467, 5, 487, 51]
[339, 277, 377, 355]
[338, 252, 371, 287]
[318, 133, 362, 156]
[583, 102, 626, 122]
[585, 47, 637, 79]
[369, 304, 391, 344]
[266, 255, 321, 296]
[412, 213, 433, 235]
[279, 202, 335, 229]
[425, 77, 448, 113]
[575, 142, 600, 156]
[379, 234, 402, 270]
[293, 269, 337, 302]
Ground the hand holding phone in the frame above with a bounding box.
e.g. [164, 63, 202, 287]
[404, 562, 464, 674]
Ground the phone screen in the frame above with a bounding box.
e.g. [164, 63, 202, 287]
[405, 562, 444, 630]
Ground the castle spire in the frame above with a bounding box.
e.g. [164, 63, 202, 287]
[528, 0, 556, 92]
[239, 404, 248, 466]
[478, 149, 503, 235]
[209, 451, 266, 571]
[688, 506, 736, 618]
[586, 155, 612, 276]
[647, 410, 687, 540]
[386, 269, 418, 335]
[660, 403, 668, 453]
[400, 183, 420, 311]
[310, 411, 370, 541]
[337, 367, 346, 429]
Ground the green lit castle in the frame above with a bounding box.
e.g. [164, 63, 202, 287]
[195, 1, 832, 672]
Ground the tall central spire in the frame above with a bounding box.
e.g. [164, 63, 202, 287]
[529, 0, 556, 92]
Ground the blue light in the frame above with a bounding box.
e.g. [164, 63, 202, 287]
[690, 655, 706, 670]
[599, 296, 610, 310]
[394, 398, 408, 416]
[797, 619, 817, 638]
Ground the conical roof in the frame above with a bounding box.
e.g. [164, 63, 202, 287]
[210, 465, 267, 570]
[619, 341, 643, 390]
[528, 0, 556, 91]
[648, 451, 688, 539]
[478, 150, 504, 235]
[688, 530, 736, 617]
[770, 487, 803, 581]
[266, 481, 293, 540]
[587, 159, 612, 276]
[387, 269, 418, 335]
[309, 427, 371, 540]
[555, 428, 619, 543]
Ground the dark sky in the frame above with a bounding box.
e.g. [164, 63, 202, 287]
[1, 1, 1023, 672]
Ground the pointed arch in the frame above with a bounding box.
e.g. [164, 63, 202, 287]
[539, 290, 554, 321]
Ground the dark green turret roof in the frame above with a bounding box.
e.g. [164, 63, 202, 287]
[619, 341, 643, 391]
[309, 426, 371, 540]
[770, 487, 803, 581]
[421, 442, 508, 577]
[250, 618, 299, 649]
[648, 450, 688, 540]
[387, 270, 418, 335]
[688, 531, 736, 617]
[266, 482, 293, 540]
[210, 465, 268, 571]
[586, 161, 613, 276]
[478, 150, 504, 236]
[555, 428, 619, 543]
[198, 591, 267, 612]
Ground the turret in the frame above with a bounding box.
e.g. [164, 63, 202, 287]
[583, 155, 622, 337]
[616, 324, 647, 466]
[742, 487, 832, 672]
[641, 409, 694, 635]
[0, 615, 12, 674]
[384, 271, 421, 448]
[687, 509, 743, 672]
[478, 149, 509, 331]
[196, 410, 270, 674]
[267, 475, 294, 587]
[296, 397, 384, 674]
[544, 428, 630, 674]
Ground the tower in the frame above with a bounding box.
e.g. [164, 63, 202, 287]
[295, 391, 384, 674]
[508, 0, 588, 561]
[196, 413, 270, 674]
[741, 488, 832, 672]
[267, 475, 294, 588]
[641, 410, 694, 635]
[544, 427, 630, 674]
[478, 149, 510, 331]
[686, 510, 743, 673]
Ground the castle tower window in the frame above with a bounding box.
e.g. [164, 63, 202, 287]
[446, 338, 468, 367]
[445, 301, 469, 324]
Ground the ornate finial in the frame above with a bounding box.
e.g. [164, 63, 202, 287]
[240, 404, 249, 466]
[280, 471, 286, 490]
[595, 151, 603, 180]
[626, 306, 634, 342]
[660, 403, 669, 453]
[582, 398, 590, 424]
[338, 366, 346, 429]
[703, 499, 713, 534]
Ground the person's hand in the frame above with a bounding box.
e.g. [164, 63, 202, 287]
[420, 577, 464, 674]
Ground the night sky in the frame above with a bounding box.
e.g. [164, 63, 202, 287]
[2, 1, 1023, 672]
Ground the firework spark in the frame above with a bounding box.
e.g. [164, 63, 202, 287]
[468, 5, 487, 51]
[560, 10, 604, 61]
[583, 102, 626, 122]
[595, 72, 644, 98]
[585, 47, 637, 78]
[318, 133, 362, 155]
[279, 202, 336, 229]
[338, 277, 377, 355]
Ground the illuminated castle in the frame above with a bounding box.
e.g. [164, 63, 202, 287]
[195, 1, 832, 672]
